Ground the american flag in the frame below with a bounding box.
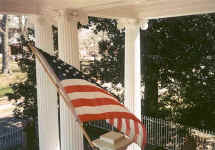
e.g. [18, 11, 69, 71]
[32, 46, 147, 149]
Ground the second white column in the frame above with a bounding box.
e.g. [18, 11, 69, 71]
[119, 18, 148, 150]
[58, 10, 83, 150]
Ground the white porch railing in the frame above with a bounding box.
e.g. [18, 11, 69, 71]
[85, 116, 215, 150]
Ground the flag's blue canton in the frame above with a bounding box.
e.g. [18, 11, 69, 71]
[36, 48, 120, 99]
[37, 48, 99, 85]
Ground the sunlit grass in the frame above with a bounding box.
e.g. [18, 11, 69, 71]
[0, 87, 13, 98]
[0, 57, 27, 98]
[0, 72, 26, 89]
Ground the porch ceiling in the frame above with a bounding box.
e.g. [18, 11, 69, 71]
[0, 0, 215, 19]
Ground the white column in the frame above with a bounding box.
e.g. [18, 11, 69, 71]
[57, 10, 87, 150]
[119, 19, 148, 150]
[34, 16, 60, 150]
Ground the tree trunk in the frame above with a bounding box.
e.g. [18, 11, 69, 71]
[1, 15, 10, 74]
[0, 32, 3, 53]
[18, 15, 26, 57]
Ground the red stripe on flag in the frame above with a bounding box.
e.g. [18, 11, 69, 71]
[109, 118, 114, 125]
[142, 124, 147, 147]
[64, 85, 110, 95]
[134, 122, 139, 142]
[125, 119, 131, 136]
[78, 112, 140, 123]
[70, 98, 124, 107]
[117, 118, 122, 131]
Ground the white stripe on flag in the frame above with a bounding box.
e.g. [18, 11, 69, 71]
[113, 119, 118, 127]
[130, 120, 135, 138]
[121, 118, 127, 134]
[67, 92, 118, 101]
[61, 79, 101, 88]
[137, 123, 143, 146]
[75, 105, 129, 115]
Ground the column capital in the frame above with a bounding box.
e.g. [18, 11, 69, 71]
[117, 18, 148, 30]
[57, 9, 88, 25]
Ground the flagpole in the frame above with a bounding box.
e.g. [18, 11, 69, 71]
[28, 44, 97, 150]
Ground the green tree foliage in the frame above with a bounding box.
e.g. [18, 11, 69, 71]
[8, 48, 37, 120]
[86, 17, 125, 86]
[7, 29, 37, 121]
[88, 14, 215, 130]
[6, 32, 38, 149]
[8, 26, 57, 121]
[144, 14, 215, 130]
[141, 30, 159, 116]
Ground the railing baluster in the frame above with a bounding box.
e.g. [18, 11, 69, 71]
[150, 116, 153, 145]
[165, 119, 167, 147]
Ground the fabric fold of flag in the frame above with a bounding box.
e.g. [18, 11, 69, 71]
[33, 46, 147, 149]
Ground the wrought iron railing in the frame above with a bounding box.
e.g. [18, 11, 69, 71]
[85, 116, 215, 150]
[0, 123, 24, 150]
